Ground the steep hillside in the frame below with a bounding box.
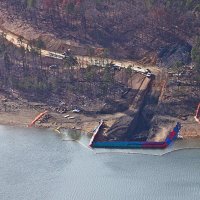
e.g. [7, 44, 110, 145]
[1, 0, 200, 66]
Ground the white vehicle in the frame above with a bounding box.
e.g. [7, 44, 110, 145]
[68, 117, 75, 120]
[146, 72, 152, 78]
[72, 109, 80, 113]
[177, 134, 183, 139]
[131, 66, 148, 74]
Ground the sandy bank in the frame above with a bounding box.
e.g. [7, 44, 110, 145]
[0, 90, 127, 135]
[1, 88, 199, 140]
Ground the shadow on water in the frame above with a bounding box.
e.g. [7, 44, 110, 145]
[58, 128, 93, 150]
[61, 129, 82, 141]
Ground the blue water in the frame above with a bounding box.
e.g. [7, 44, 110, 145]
[0, 126, 200, 200]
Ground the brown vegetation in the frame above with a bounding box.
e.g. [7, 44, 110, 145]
[1, 0, 200, 64]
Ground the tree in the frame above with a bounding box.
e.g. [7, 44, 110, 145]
[28, 39, 38, 63]
[0, 43, 6, 55]
[4, 52, 12, 70]
[191, 37, 200, 71]
[3, 52, 12, 86]
[0, 33, 7, 54]
[173, 61, 184, 91]
[27, 0, 37, 8]
[87, 47, 95, 64]
[19, 46, 26, 68]
[17, 35, 24, 46]
[17, 36, 27, 69]
[35, 37, 46, 68]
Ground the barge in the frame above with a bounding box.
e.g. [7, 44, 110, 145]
[89, 122, 181, 149]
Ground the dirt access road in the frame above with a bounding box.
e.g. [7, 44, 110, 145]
[0, 28, 199, 139]
[0, 28, 160, 75]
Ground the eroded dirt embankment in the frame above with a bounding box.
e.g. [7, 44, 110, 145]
[96, 70, 172, 142]
[0, 7, 199, 140]
[0, 11, 156, 137]
[0, 64, 199, 140]
[97, 68, 200, 142]
[0, 7, 88, 56]
[143, 70, 200, 140]
[0, 60, 153, 137]
[94, 75, 152, 142]
[0, 7, 161, 70]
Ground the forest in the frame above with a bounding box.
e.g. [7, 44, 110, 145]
[1, 0, 200, 66]
[0, 33, 135, 112]
[0, 0, 199, 139]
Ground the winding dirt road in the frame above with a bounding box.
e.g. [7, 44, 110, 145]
[0, 28, 160, 75]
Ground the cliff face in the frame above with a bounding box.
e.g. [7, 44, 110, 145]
[1, 0, 199, 66]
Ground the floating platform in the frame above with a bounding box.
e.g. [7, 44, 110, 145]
[89, 122, 181, 149]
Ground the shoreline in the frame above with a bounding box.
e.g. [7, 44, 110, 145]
[0, 110, 199, 140]
[1, 108, 200, 154]
[0, 87, 199, 140]
[0, 11, 199, 141]
[1, 121, 200, 156]
[0, 93, 121, 136]
[0, 83, 199, 142]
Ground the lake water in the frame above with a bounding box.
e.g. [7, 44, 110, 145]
[0, 125, 200, 200]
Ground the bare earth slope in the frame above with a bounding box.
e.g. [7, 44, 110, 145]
[1, 0, 199, 65]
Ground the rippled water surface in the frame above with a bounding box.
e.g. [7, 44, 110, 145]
[0, 126, 200, 200]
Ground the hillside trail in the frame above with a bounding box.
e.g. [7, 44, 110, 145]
[1, 28, 199, 139]
[0, 28, 160, 75]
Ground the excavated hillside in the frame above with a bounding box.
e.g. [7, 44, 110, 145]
[0, 0, 199, 139]
[0, 0, 200, 66]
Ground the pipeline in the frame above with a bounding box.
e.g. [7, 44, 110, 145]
[28, 111, 48, 127]
[89, 122, 181, 149]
